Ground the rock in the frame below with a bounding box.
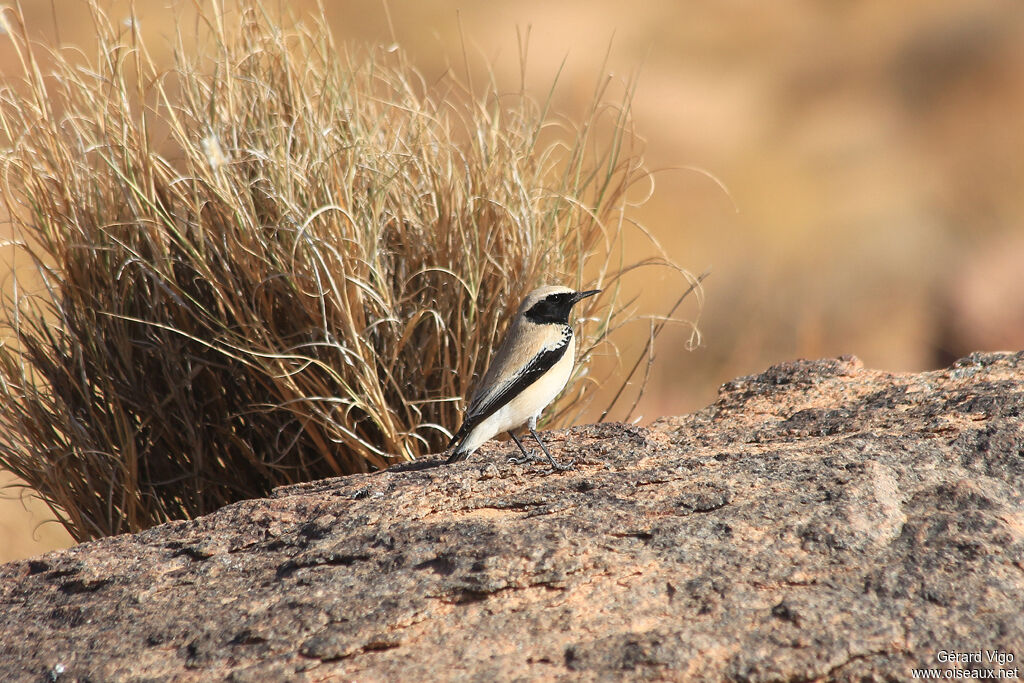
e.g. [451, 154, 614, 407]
[2, 352, 1023, 681]
[933, 231, 1024, 367]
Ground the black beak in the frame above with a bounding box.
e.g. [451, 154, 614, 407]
[571, 289, 601, 305]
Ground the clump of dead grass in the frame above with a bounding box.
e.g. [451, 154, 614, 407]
[0, 1, 700, 541]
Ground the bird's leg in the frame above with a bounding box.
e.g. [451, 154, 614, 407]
[529, 427, 575, 471]
[507, 430, 542, 465]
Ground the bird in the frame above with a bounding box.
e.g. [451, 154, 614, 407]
[445, 285, 600, 470]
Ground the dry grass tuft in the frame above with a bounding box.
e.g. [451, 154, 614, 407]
[0, 1, 700, 541]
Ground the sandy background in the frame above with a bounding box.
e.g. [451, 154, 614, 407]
[2, 0, 1023, 561]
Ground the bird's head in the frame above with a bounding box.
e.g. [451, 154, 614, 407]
[519, 285, 601, 325]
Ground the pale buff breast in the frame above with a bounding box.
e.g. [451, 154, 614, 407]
[468, 318, 571, 416]
[458, 334, 576, 454]
[496, 333, 575, 431]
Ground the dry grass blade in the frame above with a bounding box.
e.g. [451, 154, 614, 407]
[0, 0, 700, 541]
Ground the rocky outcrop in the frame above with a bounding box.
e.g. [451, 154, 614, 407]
[2, 353, 1023, 681]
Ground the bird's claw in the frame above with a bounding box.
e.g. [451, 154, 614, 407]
[508, 452, 576, 471]
[546, 457, 577, 472]
[508, 451, 544, 465]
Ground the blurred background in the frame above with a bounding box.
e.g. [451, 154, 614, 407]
[2, 0, 1023, 561]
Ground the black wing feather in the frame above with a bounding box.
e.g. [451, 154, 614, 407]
[447, 342, 569, 453]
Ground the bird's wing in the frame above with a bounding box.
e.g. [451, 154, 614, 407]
[461, 340, 570, 430]
[446, 320, 571, 452]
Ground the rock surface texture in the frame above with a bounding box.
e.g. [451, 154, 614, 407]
[2, 353, 1024, 681]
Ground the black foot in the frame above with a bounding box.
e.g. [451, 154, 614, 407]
[507, 452, 576, 471]
[507, 428, 574, 471]
[507, 451, 546, 466]
[545, 457, 576, 472]
[529, 427, 574, 471]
